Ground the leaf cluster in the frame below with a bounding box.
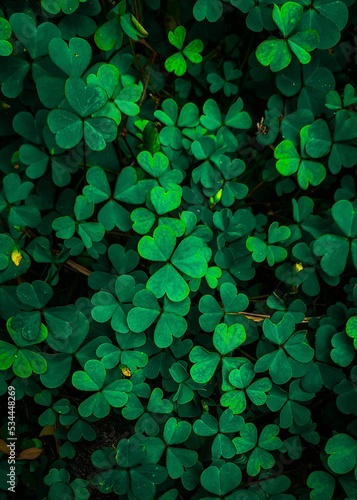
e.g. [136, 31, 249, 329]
[0, 0, 356, 499]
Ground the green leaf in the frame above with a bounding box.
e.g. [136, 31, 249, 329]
[307, 471, 335, 500]
[233, 423, 281, 476]
[103, 379, 131, 408]
[95, 18, 123, 51]
[313, 234, 349, 277]
[213, 323, 246, 355]
[10, 13, 61, 59]
[3, 173, 34, 204]
[272, 2, 303, 37]
[168, 26, 186, 50]
[49, 37, 92, 76]
[146, 264, 189, 302]
[7, 314, 47, 346]
[150, 185, 182, 215]
[83, 167, 111, 203]
[190, 347, 220, 384]
[147, 388, 173, 413]
[0, 17, 12, 56]
[334, 369, 357, 414]
[16, 280, 53, 309]
[200, 463, 242, 495]
[78, 392, 110, 418]
[193, 414, 219, 436]
[193, 0, 223, 22]
[114, 167, 156, 203]
[171, 235, 209, 278]
[306, 119, 332, 157]
[256, 38, 291, 72]
[325, 434, 357, 474]
[275, 140, 300, 175]
[233, 422, 257, 453]
[52, 216, 76, 239]
[166, 447, 197, 479]
[332, 200, 357, 238]
[183, 39, 203, 64]
[14, 349, 47, 378]
[138, 226, 176, 262]
[47, 109, 83, 149]
[225, 99, 252, 129]
[288, 30, 319, 64]
[346, 316, 357, 349]
[137, 151, 169, 177]
[72, 360, 106, 391]
[164, 417, 191, 445]
[65, 77, 107, 117]
[165, 52, 187, 77]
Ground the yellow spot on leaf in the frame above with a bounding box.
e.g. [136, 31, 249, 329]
[121, 366, 131, 377]
[11, 249, 22, 267]
[294, 262, 303, 272]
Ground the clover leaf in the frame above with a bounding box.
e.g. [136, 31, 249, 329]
[207, 62, 241, 97]
[190, 323, 246, 384]
[138, 225, 210, 302]
[193, 409, 244, 460]
[161, 417, 198, 479]
[199, 282, 249, 332]
[200, 462, 242, 496]
[328, 111, 357, 174]
[266, 380, 313, 428]
[296, 0, 348, 49]
[83, 166, 131, 231]
[246, 221, 291, 266]
[307, 471, 335, 500]
[154, 99, 199, 149]
[325, 434, 357, 475]
[47, 77, 117, 151]
[2, 14, 61, 97]
[92, 436, 167, 497]
[87, 64, 143, 125]
[326, 84, 357, 112]
[72, 359, 132, 418]
[233, 423, 282, 476]
[165, 26, 203, 77]
[232, 0, 276, 32]
[274, 126, 326, 189]
[91, 275, 142, 334]
[313, 200, 357, 277]
[221, 361, 272, 414]
[255, 313, 314, 384]
[193, 0, 223, 22]
[0, 173, 41, 228]
[256, 3, 319, 72]
[127, 289, 189, 348]
[49, 37, 92, 76]
[137, 151, 169, 178]
[94, 1, 126, 51]
[0, 318, 47, 377]
[52, 195, 106, 249]
[334, 366, 357, 414]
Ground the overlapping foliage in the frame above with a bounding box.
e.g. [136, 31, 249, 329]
[0, 0, 357, 498]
